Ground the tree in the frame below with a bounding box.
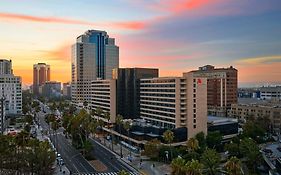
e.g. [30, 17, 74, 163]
[171, 157, 186, 175]
[195, 132, 206, 153]
[116, 114, 124, 157]
[201, 148, 221, 175]
[185, 159, 203, 175]
[187, 137, 199, 152]
[123, 120, 132, 156]
[206, 131, 223, 149]
[240, 138, 261, 172]
[143, 139, 161, 159]
[224, 142, 240, 157]
[163, 130, 174, 160]
[224, 156, 242, 175]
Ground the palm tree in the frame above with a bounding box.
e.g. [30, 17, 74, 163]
[116, 114, 123, 157]
[185, 159, 203, 175]
[123, 120, 132, 157]
[171, 157, 186, 175]
[104, 111, 113, 150]
[163, 130, 174, 161]
[224, 156, 242, 175]
[201, 148, 221, 175]
[51, 120, 59, 148]
[187, 137, 199, 152]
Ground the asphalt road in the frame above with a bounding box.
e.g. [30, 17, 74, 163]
[37, 110, 96, 174]
[90, 138, 136, 173]
[36, 103, 138, 174]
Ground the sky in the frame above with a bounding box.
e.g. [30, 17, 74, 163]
[0, 0, 281, 87]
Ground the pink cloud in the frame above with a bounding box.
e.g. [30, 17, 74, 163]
[0, 12, 146, 30]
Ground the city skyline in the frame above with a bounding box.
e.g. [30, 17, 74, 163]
[0, 0, 281, 86]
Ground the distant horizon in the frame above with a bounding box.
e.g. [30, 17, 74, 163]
[1, 0, 281, 85]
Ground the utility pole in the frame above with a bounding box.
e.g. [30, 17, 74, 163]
[0, 89, 6, 135]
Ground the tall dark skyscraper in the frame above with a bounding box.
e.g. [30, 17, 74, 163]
[113, 68, 158, 119]
[71, 30, 119, 104]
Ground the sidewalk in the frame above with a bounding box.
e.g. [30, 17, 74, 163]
[99, 137, 171, 175]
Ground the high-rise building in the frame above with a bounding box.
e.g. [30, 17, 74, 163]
[33, 63, 50, 95]
[191, 65, 238, 117]
[139, 72, 207, 139]
[0, 59, 22, 133]
[90, 79, 116, 123]
[0, 59, 12, 75]
[71, 30, 119, 105]
[112, 68, 159, 119]
[62, 82, 71, 98]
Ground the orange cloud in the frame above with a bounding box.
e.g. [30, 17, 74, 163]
[0, 12, 96, 25]
[0, 12, 145, 30]
[44, 44, 71, 61]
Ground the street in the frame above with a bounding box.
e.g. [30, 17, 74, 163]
[37, 104, 139, 174]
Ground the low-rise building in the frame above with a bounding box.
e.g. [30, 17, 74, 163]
[39, 81, 61, 99]
[260, 86, 281, 100]
[207, 116, 239, 140]
[228, 103, 281, 134]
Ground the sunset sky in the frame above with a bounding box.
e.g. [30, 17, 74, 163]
[0, 0, 281, 86]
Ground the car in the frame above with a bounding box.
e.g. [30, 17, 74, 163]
[263, 148, 273, 154]
[57, 153, 61, 158]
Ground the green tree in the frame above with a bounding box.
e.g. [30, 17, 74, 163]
[143, 139, 161, 159]
[116, 114, 124, 157]
[123, 120, 132, 156]
[185, 159, 203, 175]
[163, 130, 174, 161]
[240, 138, 261, 172]
[195, 132, 207, 153]
[206, 131, 223, 149]
[171, 157, 186, 175]
[224, 156, 242, 175]
[224, 142, 240, 157]
[201, 149, 221, 175]
[187, 137, 199, 152]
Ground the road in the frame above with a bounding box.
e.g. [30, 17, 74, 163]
[37, 102, 138, 174]
[37, 109, 96, 174]
[90, 137, 137, 173]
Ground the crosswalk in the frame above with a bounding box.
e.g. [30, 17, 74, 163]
[73, 172, 140, 175]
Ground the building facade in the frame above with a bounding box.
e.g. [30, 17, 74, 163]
[71, 30, 119, 105]
[228, 103, 281, 134]
[62, 82, 71, 98]
[139, 72, 207, 139]
[260, 86, 281, 100]
[33, 63, 50, 95]
[90, 79, 116, 123]
[0, 59, 12, 75]
[112, 68, 159, 119]
[0, 59, 22, 132]
[39, 81, 61, 99]
[191, 65, 238, 117]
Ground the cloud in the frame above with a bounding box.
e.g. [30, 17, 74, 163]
[236, 55, 281, 64]
[0, 12, 145, 30]
[113, 21, 146, 30]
